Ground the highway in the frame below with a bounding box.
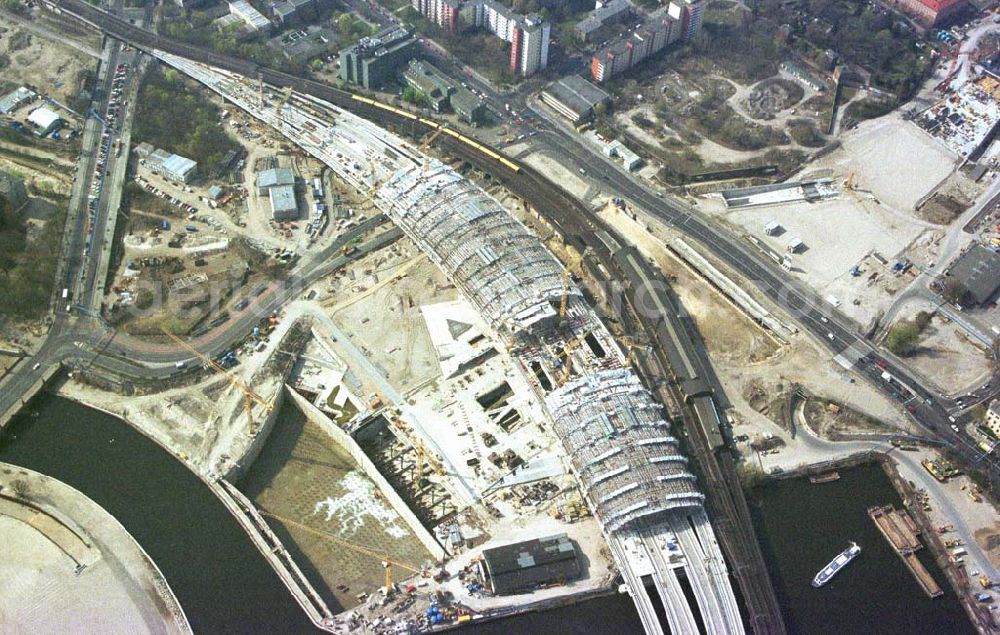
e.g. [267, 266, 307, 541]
[520, 118, 1000, 481]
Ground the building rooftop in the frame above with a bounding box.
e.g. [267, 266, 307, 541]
[377, 161, 573, 332]
[575, 0, 631, 36]
[228, 0, 271, 31]
[450, 87, 484, 117]
[162, 154, 197, 178]
[0, 87, 34, 114]
[27, 107, 62, 130]
[351, 25, 412, 58]
[481, 534, 581, 595]
[257, 167, 295, 189]
[269, 183, 298, 213]
[543, 75, 610, 116]
[947, 243, 1000, 305]
[403, 60, 453, 100]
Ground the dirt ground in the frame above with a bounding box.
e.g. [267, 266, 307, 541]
[239, 402, 432, 611]
[520, 150, 596, 201]
[327, 253, 454, 392]
[603, 204, 917, 438]
[890, 300, 993, 393]
[597, 204, 780, 365]
[801, 396, 898, 439]
[811, 112, 960, 213]
[0, 22, 91, 104]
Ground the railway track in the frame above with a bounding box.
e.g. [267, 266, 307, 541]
[44, 2, 785, 630]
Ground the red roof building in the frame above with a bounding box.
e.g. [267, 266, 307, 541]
[889, 0, 966, 26]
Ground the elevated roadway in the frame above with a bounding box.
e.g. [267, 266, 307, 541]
[24, 8, 784, 628]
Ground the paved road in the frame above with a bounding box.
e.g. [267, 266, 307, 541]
[517, 109, 1000, 481]
[14, 0, 1000, 486]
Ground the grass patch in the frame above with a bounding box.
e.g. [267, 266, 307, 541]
[844, 96, 896, 123]
[0, 196, 67, 320]
[787, 118, 826, 147]
[886, 311, 932, 357]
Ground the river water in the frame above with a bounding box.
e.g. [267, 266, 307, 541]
[0, 396, 977, 634]
[747, 463, 973, 635]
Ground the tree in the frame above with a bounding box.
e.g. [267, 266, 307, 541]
[886, 321, 921, 356]
[942, 279, 970, 306]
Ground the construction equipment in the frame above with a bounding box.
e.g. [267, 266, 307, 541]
[843, 171, 855, 191]
[260, 510, 422, 594]
[160, 327, 273, 434]
[558, 247, 591, 322]
[558, 332, 589, 385]
[275, 86, 293, 117]
[420, 126, 446, 151]
[616, 335, 647, 367]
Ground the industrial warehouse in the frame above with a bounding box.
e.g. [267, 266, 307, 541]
[157, 51, 745, 634]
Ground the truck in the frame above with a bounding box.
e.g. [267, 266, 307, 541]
[342, 244, 358, 257]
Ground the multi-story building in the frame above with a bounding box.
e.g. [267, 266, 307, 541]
[889, 0, 966, 27]
[575, 0, 633, 42]
[986, 399, 1000, 440]
[402, 59, 486, 123]
[411, 0, 461, 32]
[410, 0, 550, 77]
[590, 1, 699, 83]
[228, 0, 272, 33]
[667, 0, 704, 41]
[339, 26, 419, 89]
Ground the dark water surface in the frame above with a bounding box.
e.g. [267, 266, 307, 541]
[0, 396, 975, 634]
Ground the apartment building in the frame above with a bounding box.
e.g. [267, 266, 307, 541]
[410, 0, 550, 76]
[590, 0, 701, 83]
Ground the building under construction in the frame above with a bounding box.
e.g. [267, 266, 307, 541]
[158, 51, 745, 635]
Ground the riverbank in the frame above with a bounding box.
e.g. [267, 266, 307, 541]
[0, 394, 317, 632]
[0, 462, 190, 633]
[749, 461, 974, 634]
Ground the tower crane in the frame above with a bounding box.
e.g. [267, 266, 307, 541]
[160, 327, 273, 434]
[275, 85, 293, 117]
[558, 331, 590, 385]
[420, 126, 447, 151]
[260, 510, 423, 594]
[558, 247, 591, 322]
[616, 335, 649, 367]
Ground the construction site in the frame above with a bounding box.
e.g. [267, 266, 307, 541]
[94, 50, 751, 634]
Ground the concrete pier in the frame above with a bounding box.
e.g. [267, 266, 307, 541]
[0, 463, 190, 633]
[210, 478, 337, 631]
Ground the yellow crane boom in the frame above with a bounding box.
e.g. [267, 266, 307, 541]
[260, 510, 422, 593]
[420, 126, 446, 151]
[160, 327, 273, 433]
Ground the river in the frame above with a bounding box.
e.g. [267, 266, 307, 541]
[0, 396, 977, 634]
[747, 462, 973, 634]
[0, 393, 314, 633]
